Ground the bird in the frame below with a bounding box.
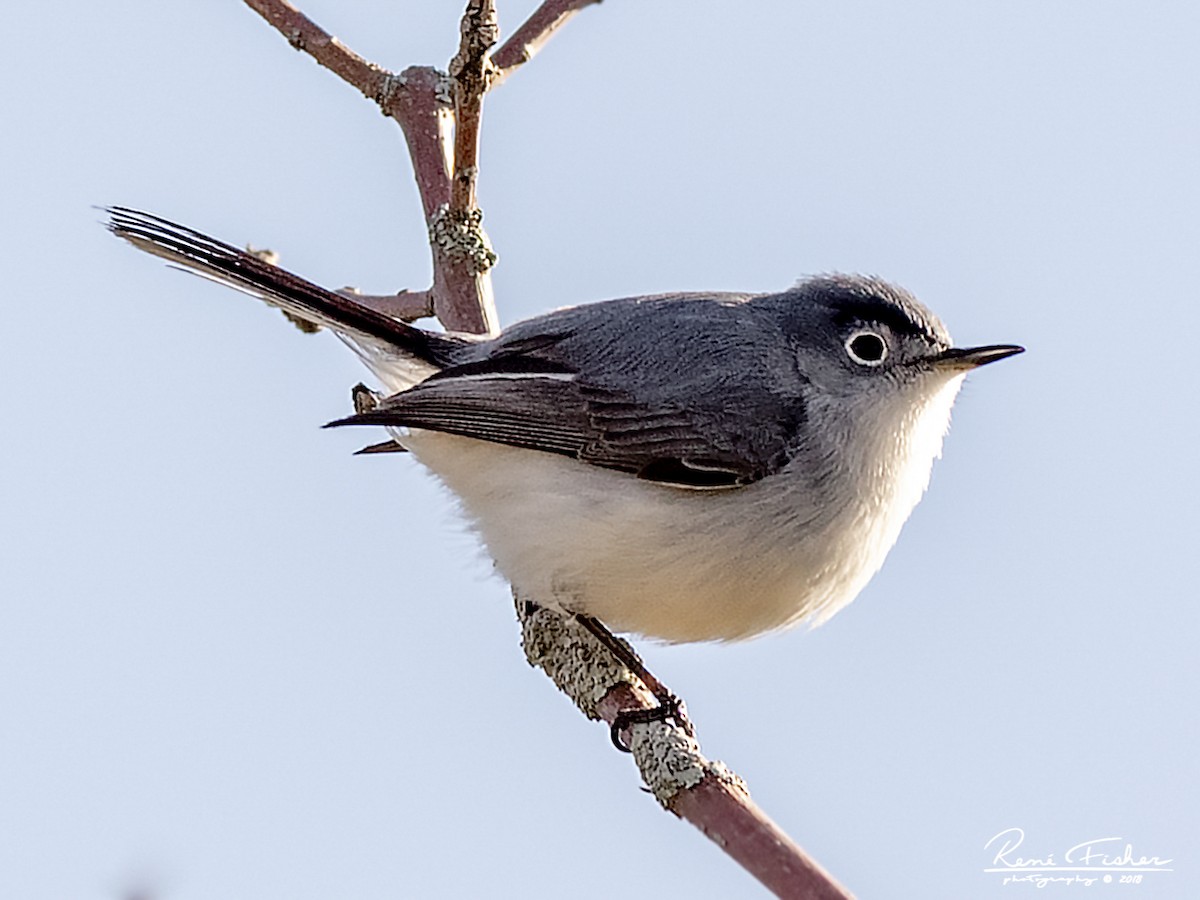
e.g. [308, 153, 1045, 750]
[107, 207, 1022, 645]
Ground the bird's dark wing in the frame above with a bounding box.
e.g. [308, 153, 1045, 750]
[328, 292, 808, 488]
[328, 370, 794, 489]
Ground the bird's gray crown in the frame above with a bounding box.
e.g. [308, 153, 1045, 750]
[757, 274, 952, 349]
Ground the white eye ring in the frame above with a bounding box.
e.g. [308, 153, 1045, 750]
[845, 329, 888, 366]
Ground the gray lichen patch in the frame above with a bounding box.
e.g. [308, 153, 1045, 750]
[375, 70, 408, 109]
[517, 599, 634, 719]
[428, 204, 498, 275]
[628, 720, 708, 805]
[433, 69, 454, 107]
[627, 725, 748, 807]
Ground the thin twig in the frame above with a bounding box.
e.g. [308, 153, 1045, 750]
[242, 0, 390, 102]
[668, 776, 854, 900]
[338, 288, 434, 322]
[449, 0, 499, 214]
[492, 0, 603, 85]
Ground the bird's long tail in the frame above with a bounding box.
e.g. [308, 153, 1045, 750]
[104, 207, 463, 374]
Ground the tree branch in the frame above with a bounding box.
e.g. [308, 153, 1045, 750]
[243, 0, 497, 335]
[449, 0, 499, 214]
[519, 602, 854, 899]
[492, 0, 603, 85]
[237, 2, 852, 895]
[383, 65, 498, 335]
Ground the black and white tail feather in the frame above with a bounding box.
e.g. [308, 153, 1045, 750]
[105, 207, 464, 391]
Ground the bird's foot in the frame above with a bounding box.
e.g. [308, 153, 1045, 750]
[573, 614, 695, 753]
[610, 691, 692, 753]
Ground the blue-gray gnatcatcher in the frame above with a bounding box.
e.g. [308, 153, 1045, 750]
[108, 208, 1022, 644]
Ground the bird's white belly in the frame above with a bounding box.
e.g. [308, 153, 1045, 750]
[401, 419, 940, 642]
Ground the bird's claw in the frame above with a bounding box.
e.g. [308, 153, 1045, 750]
[610, 692, 693, 753]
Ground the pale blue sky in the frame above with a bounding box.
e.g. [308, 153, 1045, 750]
[1, 2, 1196, 898]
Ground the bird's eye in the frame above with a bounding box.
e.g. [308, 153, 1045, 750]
[845, 330, 888, 366]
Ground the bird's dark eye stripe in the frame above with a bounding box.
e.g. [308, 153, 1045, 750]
[832, 305, 930, 341]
